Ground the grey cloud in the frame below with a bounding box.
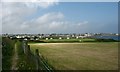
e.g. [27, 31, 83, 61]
[2, 2, 91, 34]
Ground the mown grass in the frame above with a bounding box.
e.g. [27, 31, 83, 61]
[41, 38, 96, 43]
[29, 38, 118, 43]
[29, 42, 118, 70]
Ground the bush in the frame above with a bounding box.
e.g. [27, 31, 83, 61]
[95, 38, 117, 42]
[2, 37, 15, 70]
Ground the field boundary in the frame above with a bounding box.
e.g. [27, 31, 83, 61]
[23, 40, 53, 71]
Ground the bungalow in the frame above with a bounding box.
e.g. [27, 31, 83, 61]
[46, 38, 48, 40]
[59, 37, 62, 39]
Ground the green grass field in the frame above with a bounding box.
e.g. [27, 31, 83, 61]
[29, 38, 118, 43]
[29, 42, 118, 70]
[42, 38, 96, 42]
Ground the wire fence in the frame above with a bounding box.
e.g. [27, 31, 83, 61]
[23, 40, 53, 71]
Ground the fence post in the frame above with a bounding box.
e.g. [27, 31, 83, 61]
[22, 40, 27, 54]
[35, 49, 40, 70]
[27, 45, 31, 53]
[35, 49, 39, 56]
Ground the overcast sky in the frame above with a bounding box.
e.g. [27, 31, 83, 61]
[1, 1, 118, 34]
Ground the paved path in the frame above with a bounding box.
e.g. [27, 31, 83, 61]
[11, 43, 18, 70]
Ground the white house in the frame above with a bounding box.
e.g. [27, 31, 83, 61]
[46, 38, 48, 40]
[50, 38, 53, 39]
[67, 37, 70, 39]
[59, 37, 62, 39]
[36, 38, 39, 40]
[16, 35, 21, 38]
[24, 38, 27, 40]
[76, 36, 79, 39]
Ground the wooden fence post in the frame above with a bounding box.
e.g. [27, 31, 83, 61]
[35, 49, 39, 56]
[35, 49, 40, 70]
[27, 45, 30, 53]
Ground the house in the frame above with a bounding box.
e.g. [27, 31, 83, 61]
[50, 38, 53, 39]
[59, 37, 62, 39]
[46, 38, 48, 40]
[67, 37, 70, 39]
[24, 38, 27, 40]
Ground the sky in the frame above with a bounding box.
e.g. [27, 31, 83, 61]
[1, 1, 118, 34]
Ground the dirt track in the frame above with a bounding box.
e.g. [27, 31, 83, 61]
[11, 43, 18, 70]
